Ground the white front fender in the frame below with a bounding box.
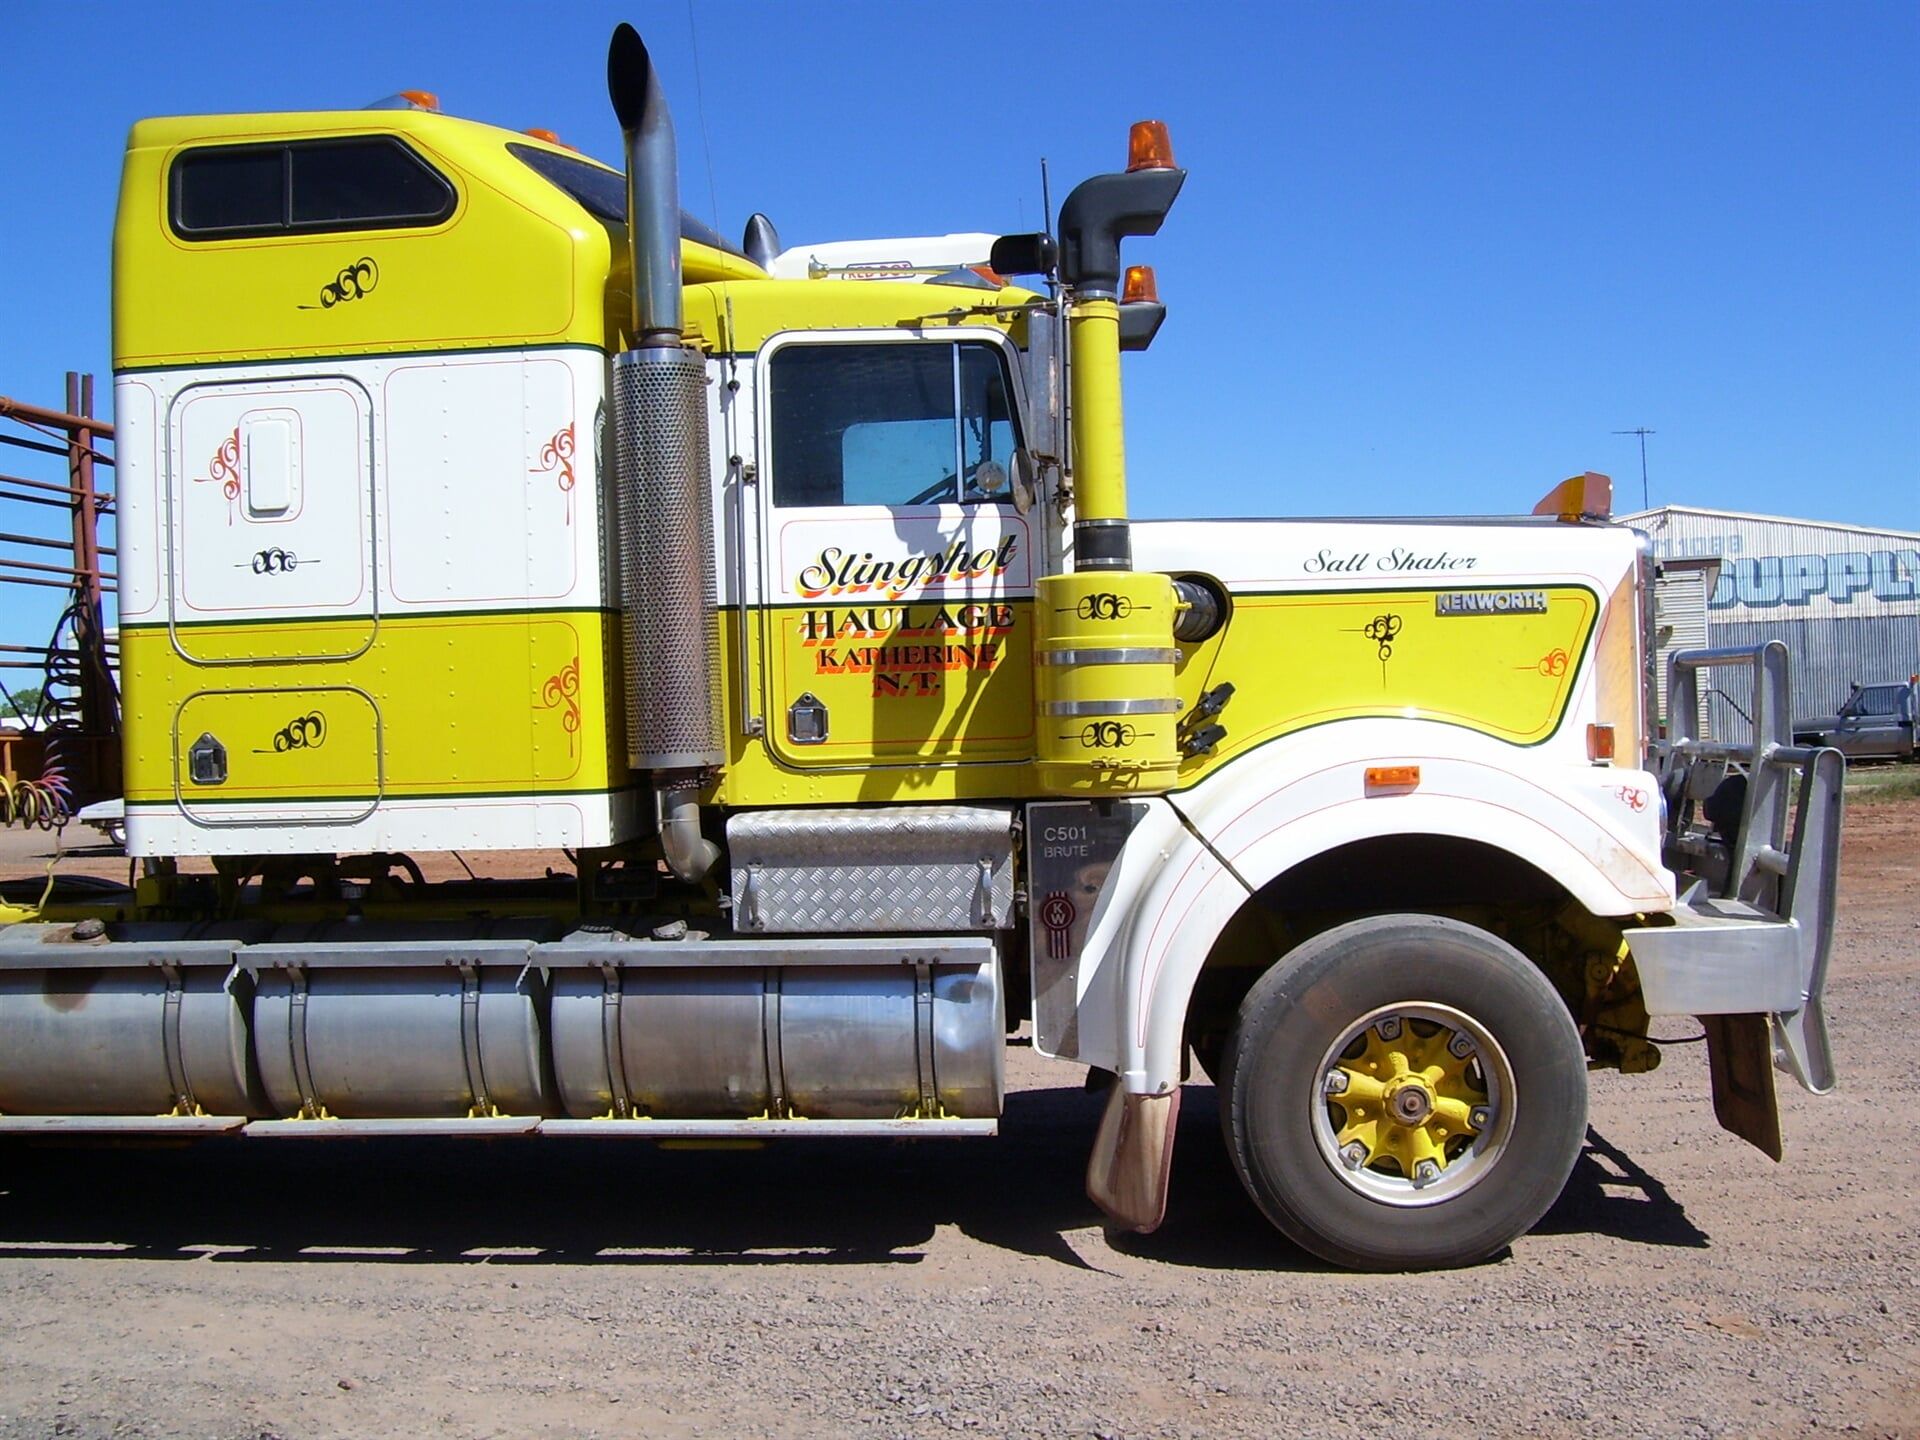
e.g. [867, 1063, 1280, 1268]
[1085, 721, 1673, 1097]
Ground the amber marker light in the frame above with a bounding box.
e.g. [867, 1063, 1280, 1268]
[1123, 266, 1160, 304]
[399, 90, 441, 112]
[1127, 119, 1176, 171]
[1587, 724, 1617, 762]
[1365, 765, 1421, 793]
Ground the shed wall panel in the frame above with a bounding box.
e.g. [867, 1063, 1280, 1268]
[1705, 613, 1920, 738]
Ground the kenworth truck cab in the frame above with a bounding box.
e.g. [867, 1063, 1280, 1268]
[0, 25, 1843, 1270]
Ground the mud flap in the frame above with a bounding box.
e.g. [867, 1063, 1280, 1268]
[1704, 1013, 1782, 1161]
[1086, 1084, 1180, 1232]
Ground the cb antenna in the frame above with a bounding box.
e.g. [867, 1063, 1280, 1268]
[1613, 427, 1655, 510]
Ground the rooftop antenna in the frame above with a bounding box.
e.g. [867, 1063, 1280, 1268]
[1040, 156, 1056, 297]
[1613, 427, 1655, 511]
[684, 0, 722, 235]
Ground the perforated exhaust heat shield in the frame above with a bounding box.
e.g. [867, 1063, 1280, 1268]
[613, 346, 723, 771]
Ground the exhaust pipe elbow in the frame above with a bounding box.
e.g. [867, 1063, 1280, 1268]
[656, 784, 720, 883]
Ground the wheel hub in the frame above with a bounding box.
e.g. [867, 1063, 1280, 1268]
[1387, 1080, 1434, 1126]
[1314, 1004, 1511, 1207]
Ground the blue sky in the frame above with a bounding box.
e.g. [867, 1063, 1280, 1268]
[2, 1, 1914, 673]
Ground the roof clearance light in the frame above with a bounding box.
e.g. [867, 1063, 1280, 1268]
[363, 91, 442, 112]
[1127, 119, 1176, 172]
[1123, 265, 1160, 304]
[523, 127, 563, 144]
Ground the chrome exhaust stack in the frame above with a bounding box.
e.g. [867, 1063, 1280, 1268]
[607, 22, 721, 881]
[608, 22, 684, 346]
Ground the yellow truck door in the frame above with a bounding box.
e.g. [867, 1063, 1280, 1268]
[752, 334, 1037, 773]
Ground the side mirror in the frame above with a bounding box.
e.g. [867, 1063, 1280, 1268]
[989, 232, 1058, 280]
[963, 457, 1032, 514]
[1009, 450, 1037, 515]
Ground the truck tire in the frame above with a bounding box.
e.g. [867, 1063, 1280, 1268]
[1219, 914, 1587, 1271]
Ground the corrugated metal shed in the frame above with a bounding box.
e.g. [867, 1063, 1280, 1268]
[1652, 561, 1713, 733]
[1622, 506, 1920, 737]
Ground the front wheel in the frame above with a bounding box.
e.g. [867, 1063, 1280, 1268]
[1219, 914, 1587, 1271]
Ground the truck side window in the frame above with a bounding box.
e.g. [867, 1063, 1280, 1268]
[769, 341, 1021, 508]
[171, 137, 455, 239]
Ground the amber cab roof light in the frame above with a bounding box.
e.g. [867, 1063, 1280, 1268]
[365, 90, 442, 112]
[1127, 120, 1176, 172]
[1123, 265, 1160, 305]
[1532, 471, 1613, 524]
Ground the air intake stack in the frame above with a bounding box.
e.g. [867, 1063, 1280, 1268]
[1032, 122, 1189, 795]
[607, 23, 722, 879]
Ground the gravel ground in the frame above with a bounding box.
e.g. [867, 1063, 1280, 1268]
[0, 799, 1914, 1439]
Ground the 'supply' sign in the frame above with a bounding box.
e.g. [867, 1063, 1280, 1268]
[1710, 548, 1919, 609]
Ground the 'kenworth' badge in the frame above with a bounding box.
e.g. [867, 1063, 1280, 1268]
[1435, 590, 1548, 616]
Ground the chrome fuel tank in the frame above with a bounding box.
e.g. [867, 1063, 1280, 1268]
[249, 941, 551, 1120]
[547, 937, 1004, 1120]
[0, 932, 262, 1116]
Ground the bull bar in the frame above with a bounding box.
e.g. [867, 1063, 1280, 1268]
[1623, 641, 1844, 1154]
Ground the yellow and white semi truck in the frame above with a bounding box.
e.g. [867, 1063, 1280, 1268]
[0, 25, 1843, 1270]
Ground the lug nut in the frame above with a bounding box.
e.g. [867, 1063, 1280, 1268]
[1469, 1105, 1491, 1129]
[1324, 1071, 1349, 1096]
[1448, 1032, 1475, 1058]
[1340, 1142, 1368, 1169]
[1413, 1160, 1441, 1184]
[1376, 1017, 1403, 1041]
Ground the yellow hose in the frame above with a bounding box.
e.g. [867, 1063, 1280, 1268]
[0, 777, 64, 922]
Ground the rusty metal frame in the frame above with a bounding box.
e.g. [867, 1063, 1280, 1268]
[0, 372, 120, 807]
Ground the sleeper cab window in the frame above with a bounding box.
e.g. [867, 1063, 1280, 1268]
[169, 136, 456, 240]
[506, 144, 739, 255]
[769, 340, 1022, 509]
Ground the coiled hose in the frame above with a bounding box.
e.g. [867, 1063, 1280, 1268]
[1, 598, 103, 831]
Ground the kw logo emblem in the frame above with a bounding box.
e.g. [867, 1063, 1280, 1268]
[1039, 891, 1077, 960]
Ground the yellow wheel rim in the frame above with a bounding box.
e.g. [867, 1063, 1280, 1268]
[1312, 1002, 1514, 1208]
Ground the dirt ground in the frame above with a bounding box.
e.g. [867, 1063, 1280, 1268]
[0, 800, 1915, 1439]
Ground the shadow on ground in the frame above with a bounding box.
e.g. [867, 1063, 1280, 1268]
[0, 1084, 1704, 1271]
